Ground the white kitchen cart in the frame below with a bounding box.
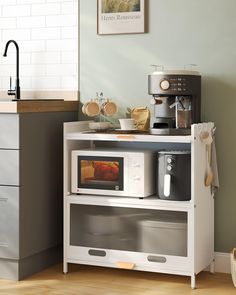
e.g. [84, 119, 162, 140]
[63, 121, 215, 289]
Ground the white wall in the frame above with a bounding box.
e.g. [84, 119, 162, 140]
[0, 0, 78, 91]
[80, 0, 236, 253]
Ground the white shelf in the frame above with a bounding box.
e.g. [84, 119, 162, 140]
[65, 131, 192, 143]
[67, 194, 192, 211]
[63, 121, 215, 289]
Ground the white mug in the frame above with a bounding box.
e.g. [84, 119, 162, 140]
[119, 118, 136, 130]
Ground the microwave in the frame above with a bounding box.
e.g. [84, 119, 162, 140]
[71, 149, 156, 198]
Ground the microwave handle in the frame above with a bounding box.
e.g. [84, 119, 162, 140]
[164, 174, 171, 197]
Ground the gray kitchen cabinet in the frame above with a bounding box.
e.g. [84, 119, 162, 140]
[0, 114, 19, 149]
[0, 187, 19, 259]
[0, 150, 19, 185]
[0, 101, 78, 280]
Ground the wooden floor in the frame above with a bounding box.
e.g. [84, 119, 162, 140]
[0, 264, 235, 295]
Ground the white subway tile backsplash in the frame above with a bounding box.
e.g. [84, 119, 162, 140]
[0, 18, 16, 29]
[46, 39, 77, 51]
[61, 76, 78, 89]
[2, 29, 31, 41]
[61, 1, 78, 15]
[17, 16, 45, 28]
[61, 51, 78, 64]
[20, 40, 46, 52]
[31, 52, 60, 64]
[0, 0, 78, 91]
[61, 27, 78, 39]
[0, 0, 17, 5]
[17, 0, 45, 3]
[1, 77, 15, 91]
[1, 76, 32, 91]
[0, 65, 17, 77]
[20, 53, 32, 65]
[46, 0, 72, 2]
[18, 77, 32, 89]
[2, 52, 31, 65]
[0, 79, 9, 91]
[46, 64, 77, 76]
[32, 27, 60, 40]
[21, 64, 46, 76]
[2, 5, 31, 17]
[32, 3, 60, 16]
[46, 14, 77, 27]
[31, 76, 61, 89]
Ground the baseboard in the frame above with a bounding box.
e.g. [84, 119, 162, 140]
[19, 245, 62, 280]
[213, 252, 231, 274]
[204, 252, 231, 274]
[0, 246, 62, 281]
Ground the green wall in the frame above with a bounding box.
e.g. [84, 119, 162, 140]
[80, 0, 236, 252]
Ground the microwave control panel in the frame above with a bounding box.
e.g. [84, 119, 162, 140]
[127, 152, 155, 197]
[127, 155, 144, 195]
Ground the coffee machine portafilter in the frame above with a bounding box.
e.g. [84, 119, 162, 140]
[148, 67, 201, 135]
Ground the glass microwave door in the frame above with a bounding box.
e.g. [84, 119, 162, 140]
[78, 156, 123, 191]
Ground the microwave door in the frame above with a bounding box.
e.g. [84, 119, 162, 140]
[78, 156, 124, 191]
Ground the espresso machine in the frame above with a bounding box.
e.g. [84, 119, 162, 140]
[148, 66, 201, 135]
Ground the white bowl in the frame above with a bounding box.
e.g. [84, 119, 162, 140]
[86, 214, 121, 235]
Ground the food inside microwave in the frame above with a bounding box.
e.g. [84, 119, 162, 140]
[81, 160, 119, 184]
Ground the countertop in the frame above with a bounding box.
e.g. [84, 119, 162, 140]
[0, 99, 79, 113]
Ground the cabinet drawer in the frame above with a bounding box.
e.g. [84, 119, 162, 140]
[0, 114, 19, 149]
[0, 186, 19, 259]
[68, 246, 191, 273]
[0, 150, 19, 185]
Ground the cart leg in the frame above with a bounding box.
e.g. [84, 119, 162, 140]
[63, 261, 68, 274]
[191, 274, 196, 289]
[210, 259, 215, 274]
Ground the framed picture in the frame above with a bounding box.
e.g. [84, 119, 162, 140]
[97, 0, 146, 35]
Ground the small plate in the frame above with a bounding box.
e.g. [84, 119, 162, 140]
[115, 128, 137, 131]
[89, 122, 111, 131]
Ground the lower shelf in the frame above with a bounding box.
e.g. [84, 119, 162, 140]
[66, 246, 192, 276]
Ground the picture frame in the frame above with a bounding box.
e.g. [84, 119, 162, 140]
[97, 0, 146, 35]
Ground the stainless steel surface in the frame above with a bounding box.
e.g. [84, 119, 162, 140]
[149, 128, 191, 135]
[153, 96, 175, 118]
[148, 69, 201, 134]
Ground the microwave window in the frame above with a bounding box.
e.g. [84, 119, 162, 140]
[78, 156, 123, 191]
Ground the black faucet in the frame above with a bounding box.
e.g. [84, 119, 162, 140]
[3, 40, 20, 100]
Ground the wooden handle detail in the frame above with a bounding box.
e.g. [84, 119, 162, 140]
[116, 262, 135, 270]
[116, 135, 136, 140]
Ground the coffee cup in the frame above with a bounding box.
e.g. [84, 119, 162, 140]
[119, 118, 136, 130]
[82, 101, 100, 117]
[101, 101, 118, 117]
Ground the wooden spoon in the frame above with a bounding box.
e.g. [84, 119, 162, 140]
[205, 143, 214, 186]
